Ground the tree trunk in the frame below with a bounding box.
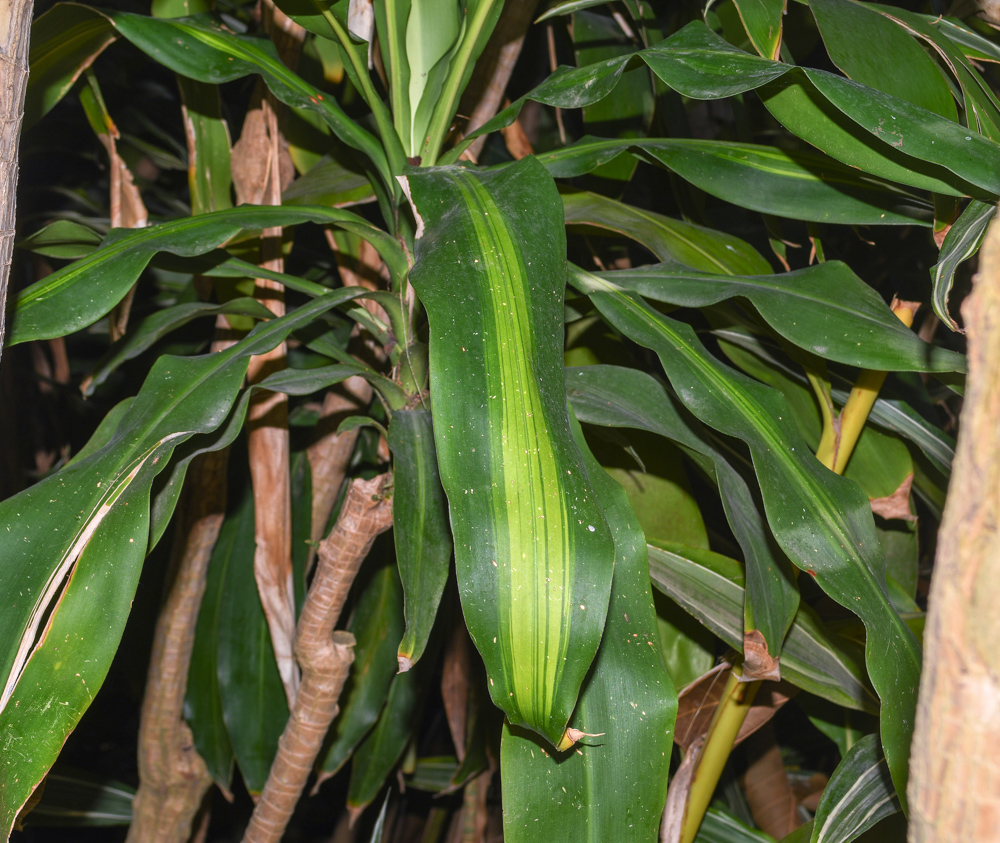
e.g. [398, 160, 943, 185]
[0, 0, 33, 363]
[908, 204, 1000, 841]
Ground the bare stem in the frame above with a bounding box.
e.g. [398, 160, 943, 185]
[241, 475, 394, 843]
[126, 450, 228, 843]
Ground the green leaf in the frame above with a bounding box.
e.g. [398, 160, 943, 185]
[19, 219, 104, 259]
[347, 650, 433, 812]
[215, 480, 289, 795]
[572, 268, 921, 809]
[84, 298, 276, 396]
[24, 3, 117, 129]
[404, 158, 616, 747]
[28, 767, 135, 827]
[595, 260, 966, 372]
[573, 11, 653, 189]
[733, 0, 785, 60]
[369, 0, 410, 148]
[802, 66, 1000, 197]
[106, 11, 393, 191]
[184, 501, 235, 793]
[637, 140, 934, 226]
[419, 0, 504, 164]
[178, 77, 233, 215]
[403, 0, 461, 155]
[536, 0, 619, 22]
[592, 432, 709, 549]
[10, 204, 397, 345]
[931, 199, 995, 330]
[501, 411, 676, 842]
[185, 478, 239, 793]
[869, 7, 1000, 143]
[810, 734, 901, 843]
[255, 363, 367, 396]
[0, 484, 147, 836]
[697, 807, 776, 843]
[642, 21, 789, 98]
[562, 190, 773, 275]
[759, 71, 974, 198]
[929, 14, 1000, 63]
[0, 294, 347, 831]
[566, 365, 799, 667]
[389, 409, 452, 670]
[647, 543, 877, 712]
[711, 326, 955, 476]
[320, 560, 404, 778]
[282, 154, 377, 209]
[810, 0, 957, 122]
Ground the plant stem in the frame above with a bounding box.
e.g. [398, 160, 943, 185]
[241, 475, 393, 843]
[313, 2, 406, 179]
[817, 300, 919, 474]
[909, 204, 1000, 842]
[126, 450, 228, 843]
[679, 665, 759, 843]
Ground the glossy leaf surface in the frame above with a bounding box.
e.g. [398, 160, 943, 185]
[572, 268, 921, 808]
[10, 205, 395, 344]
[405, 158, 615, 746]
[501, 413, 675, 842]
[389, 409, 452, 670]
[647, 544, 876, 712]
[810, 734, 901, 843]
[566, 365, 799, 668]
[0, 296, 345, 831]
[595, 260, 966, 372]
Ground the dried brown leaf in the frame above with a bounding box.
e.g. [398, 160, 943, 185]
[742, 629, 782, 682]
[870, 473, 916, 521]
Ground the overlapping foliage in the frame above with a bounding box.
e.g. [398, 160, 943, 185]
[0, 0, 980, 839]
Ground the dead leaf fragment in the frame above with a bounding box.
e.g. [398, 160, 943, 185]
[870, 473, 916, 521]
[742, 629, 782, 682]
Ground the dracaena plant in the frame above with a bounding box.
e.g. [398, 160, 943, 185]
[0, 0, 982, 839]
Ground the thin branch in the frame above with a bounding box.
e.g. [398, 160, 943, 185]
[241, 475, 394, 843]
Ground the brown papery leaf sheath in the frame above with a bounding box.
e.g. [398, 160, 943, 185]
[236, 0, 306, 706]
[241, 475, 393, 843]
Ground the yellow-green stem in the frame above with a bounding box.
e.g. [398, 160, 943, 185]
[680, 665, 759, 843]
[818, 300, 918, 475]
[808, 367, 838, 471]
[313, 2, 405, 180]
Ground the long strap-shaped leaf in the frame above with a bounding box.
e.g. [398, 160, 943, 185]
[10, 204, 404, 345]
[501, 411, 676, 842]
[571, 268, 921, 811]
[403, 158, 615, 747]
[0, 293, 350, 833]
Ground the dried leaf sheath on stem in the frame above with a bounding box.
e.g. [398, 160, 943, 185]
[234, 24, 301, 703]
[241, 474, 393, 843]
[307, 237, 389, 572]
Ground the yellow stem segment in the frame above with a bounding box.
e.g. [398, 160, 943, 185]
[680, 665, 759, 843]
[817, 299, 919, 475]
